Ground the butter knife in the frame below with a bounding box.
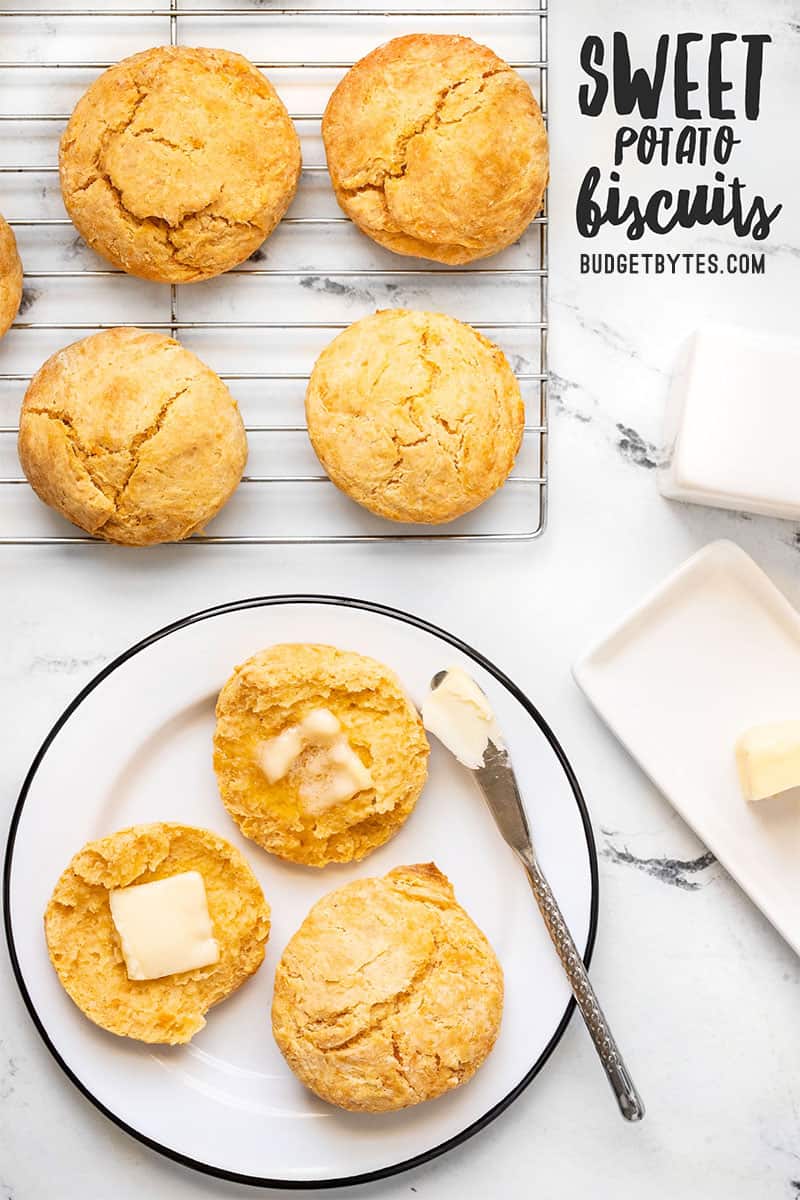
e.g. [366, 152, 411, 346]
[430, 671, 645, 1123]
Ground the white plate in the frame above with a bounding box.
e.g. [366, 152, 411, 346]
[5, 597, 597, 1188]
[574, 540, 800, 958]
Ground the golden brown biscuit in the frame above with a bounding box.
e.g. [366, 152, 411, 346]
[60, 46, 301, 282]
[323, 34, 548, 264]
[305, 309, 524, 524]
[18, 327, 247, 545]
[213, 643, 429, 867]
[272, 863, 504, 1111]
[44, 823, 270, 1044]
[0, 214, 23, 338]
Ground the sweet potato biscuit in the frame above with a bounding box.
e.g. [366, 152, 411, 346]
[272, 863, 504, 1111]
[305, 309, 524, 524]
[18, 327, 247, 545]
[60, 46, 301, 282]
[213, 643, 430, 867]
[0, 214, 23, 338]
[323, 34, 548, 264]
[44, 823, 270, 1044]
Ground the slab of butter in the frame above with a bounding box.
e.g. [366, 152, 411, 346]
[109, 870, 219, 981]
[735, 721, 800, 802]
[659, 325, 800, 521]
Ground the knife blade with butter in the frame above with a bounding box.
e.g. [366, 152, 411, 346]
[423, 667, 645, 1123]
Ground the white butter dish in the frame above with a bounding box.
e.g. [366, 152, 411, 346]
[659, 325, 800, 521]
[573, 540, 800, 956]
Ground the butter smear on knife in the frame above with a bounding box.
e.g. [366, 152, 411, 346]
[422, 668, 504, 769]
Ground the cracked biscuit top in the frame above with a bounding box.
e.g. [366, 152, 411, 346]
[0, 214, 23, 338]
[59, 46, 302, 283]
[305, 309, 525, 524]
[271, 863, 504, 1111]
[45, 823, 270, 1044]
[322, 34, 548, 265]
[18, 327, 247, 545]
[213, 643, 430, 867]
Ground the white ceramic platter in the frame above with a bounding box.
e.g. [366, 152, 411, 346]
[5, 597, 597, 1188]
[574, 540, 800, 958]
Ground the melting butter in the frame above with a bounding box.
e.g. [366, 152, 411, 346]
[259, 708, 373, 812]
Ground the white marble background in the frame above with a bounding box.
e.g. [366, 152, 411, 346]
[2, 0, 800, 1196]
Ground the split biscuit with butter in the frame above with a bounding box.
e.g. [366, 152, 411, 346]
[323, 33, 548, 264]
[60, 46, 301, 282]
[213, 643, 430, 866]
[18, 327, 247, 545]
[0, 214, 23, 338]
[44, 823, 270, 1044]
[272, 863, 504, 1111]
[305, 308, 524, 524]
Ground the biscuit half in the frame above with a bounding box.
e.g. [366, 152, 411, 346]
[44, 823, 270, 1044]
[213, 643, 430, 866]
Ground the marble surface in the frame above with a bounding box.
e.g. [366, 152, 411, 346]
[2, 0, 800, 1197]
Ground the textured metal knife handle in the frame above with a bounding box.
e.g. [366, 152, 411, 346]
[522, 851, 645, 1122]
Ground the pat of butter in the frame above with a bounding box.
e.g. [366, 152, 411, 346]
[735, 721, 800, 803]
[422, 667, 503, 769]
[659, 325, 800, 521]
[109, 871, 219, 981]
[259, 708, 373, 811]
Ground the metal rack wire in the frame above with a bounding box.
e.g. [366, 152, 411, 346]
[0, 1, 548, 544]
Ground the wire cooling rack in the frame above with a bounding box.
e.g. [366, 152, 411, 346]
[0, 0, 548, 544]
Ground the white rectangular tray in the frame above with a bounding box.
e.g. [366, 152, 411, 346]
[573, 539, 800, 956]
